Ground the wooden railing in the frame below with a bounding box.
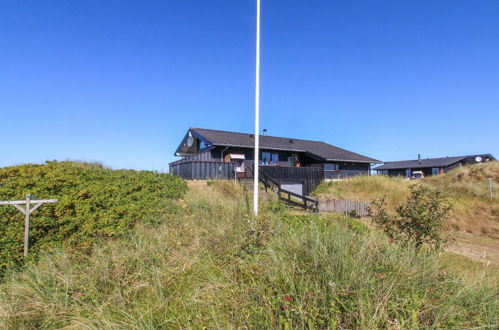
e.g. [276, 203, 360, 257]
[245, 164, 324, 196]
[170, 161, 235, 180]
[250, 165, 319, 212]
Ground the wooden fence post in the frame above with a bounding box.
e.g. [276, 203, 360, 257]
[0, 195, 58, 257]
[24, 194, 31, 257]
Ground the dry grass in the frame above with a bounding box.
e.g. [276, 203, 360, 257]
[314, 162, 499, 265]
[0, 180, 497, 328]
[207, 179, 245, 196]
[425, 162, 499, 238]
[314, 175, 411, 213]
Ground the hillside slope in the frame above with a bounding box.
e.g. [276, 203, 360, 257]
[0, 161, 186, 272]
[314, 162, 499, 264]
[0, 181, 497, 328]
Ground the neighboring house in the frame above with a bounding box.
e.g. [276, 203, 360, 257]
[169, 128, 380, 194]
[374, 154, 496, 178]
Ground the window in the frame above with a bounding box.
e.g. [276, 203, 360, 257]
[432, 168, 439, 176]
[198, 141, 208, 150]
[324, 163, 339, 171]
[262, 152, 270, 165]
[271, 153, 279, 164]
[262, 152, 278, 165]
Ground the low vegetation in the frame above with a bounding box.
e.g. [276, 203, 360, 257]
[370, 185, 451, 249]
[314, 175, 410, 212]
[0, 161, 186, 272]
[0, 179, 497, 328]
[425, 162, 499, 236]
[314, 162, 499, 263]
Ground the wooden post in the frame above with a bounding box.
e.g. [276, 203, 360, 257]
[0, 195, 58, 257]
[24, 194, 31, 257]
[489, 178, 494, 200]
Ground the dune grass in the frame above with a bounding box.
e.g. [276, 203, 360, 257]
[425, 162, 499, 237]
[314, 163, 499, 239]
[313, 175, 410, 213]
[0, 180, 497, 329]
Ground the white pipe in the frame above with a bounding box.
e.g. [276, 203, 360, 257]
[253, 0, 261, 216]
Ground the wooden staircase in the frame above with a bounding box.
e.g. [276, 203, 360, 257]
[243, 165, 319, 212]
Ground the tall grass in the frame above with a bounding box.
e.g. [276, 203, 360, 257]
[425, 162, 499, 237]
[314, 163, 499, 241]
[0, 181, 496, 328]
[314, 175, 410, 212]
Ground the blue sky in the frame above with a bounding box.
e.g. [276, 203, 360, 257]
[1, 0, 498, 171]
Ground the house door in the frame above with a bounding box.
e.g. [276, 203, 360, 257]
[287, 154, 299, 167]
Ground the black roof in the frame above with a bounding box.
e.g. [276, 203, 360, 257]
[188, 128, 381, 163]
[374, 154, 495, 170]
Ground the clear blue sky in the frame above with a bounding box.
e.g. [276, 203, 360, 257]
[1, 0, 498, 171]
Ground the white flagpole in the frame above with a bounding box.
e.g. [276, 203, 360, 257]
[253, 0, 261, 216]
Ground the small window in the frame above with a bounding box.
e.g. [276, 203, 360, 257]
[199, 141, 207, 150]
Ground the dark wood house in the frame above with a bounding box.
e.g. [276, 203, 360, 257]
[374, 154, 496, 178]
[169, 128, 380, 194]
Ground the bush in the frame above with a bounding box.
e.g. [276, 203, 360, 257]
[0, 161, 187, 272]
[370, 185, 451, 249]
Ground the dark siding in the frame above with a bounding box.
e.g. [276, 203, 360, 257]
[384, 169, 407, 177]
[205, 146, 325, 167]
[385, 167, 436, 177]
[172, 146, 377, 188]
[445, 162, 462, 172]
[259, 166, 324, 195]
[339, 162, 369, 171]
[324, 161, 370, 179]
[170, 150, 217, 164]
[170, 161, 235, 180]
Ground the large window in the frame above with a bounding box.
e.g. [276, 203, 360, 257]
[262, 152, 278, 165]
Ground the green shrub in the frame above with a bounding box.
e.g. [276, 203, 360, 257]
[0, 161, 187, 271]
[370, 185, 451, 249]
